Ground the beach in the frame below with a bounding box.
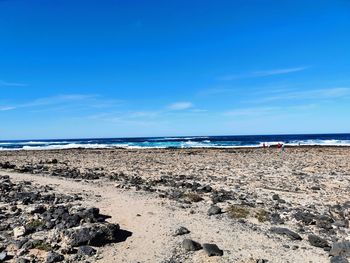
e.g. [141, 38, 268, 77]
[1, 146, 350, 262]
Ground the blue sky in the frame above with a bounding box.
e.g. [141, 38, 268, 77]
[1, 0, 350, 139]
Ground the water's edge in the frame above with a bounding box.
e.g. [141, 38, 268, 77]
[1, 134, 350, 150]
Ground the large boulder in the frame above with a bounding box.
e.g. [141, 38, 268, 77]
[62, 223, 120, 247]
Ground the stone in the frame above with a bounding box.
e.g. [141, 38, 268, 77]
[330, 241, 350, 257]
[269, 213, 284, 224]
[311, 186, 321, 190]
[46, 251, 64, 263]
[62, 223, 120, 247]
[15, 259, 31, 263]
[202, 243, 223, 256]
[13, 226, 26, 238]
[330, 256, 349, 263]
[182, 239, 202, 251]
[0, 251, 7, 261]
[308, 234, 330, 249]
[256, 260, 269, 263]
[174, 226, 190, 236]
[272, 194, 280, 200]
[208, 206, 222, 216]
[294, 211, 316, 225]
[270, 227, 302, 240]
[77, 246, 97, 256]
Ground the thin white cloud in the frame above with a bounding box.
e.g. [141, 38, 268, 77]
[167, 102, 193, 110]
[219, 66, 308, 81]
[0, 94, 122, 112]
[252, 87, 350, 103]
[0, 106, 16, 111]
[0, 80, 27, 87]
[225, 104, 317, 117]
[225, 107, 279, 117]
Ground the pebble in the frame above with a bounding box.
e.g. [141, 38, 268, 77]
[270, 227, 302, 240]
[330, 256, 349, 263]
[182, 239, 202, 251]
[308, 234, 330, 249]
[13, 226, 26, 238]
[202, 243, 223, 256]
[207, 205, 222, 216]
[46, 251, 64, 263]
[77, 246, 97, 256]
[330, 241, 350, 257]
[173, 226, 190, 236]
[0, 251, 7, 261]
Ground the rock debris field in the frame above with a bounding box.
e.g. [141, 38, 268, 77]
[0, 146, 350, 262]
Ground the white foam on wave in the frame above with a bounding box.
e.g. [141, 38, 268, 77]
[21, 143, 113, 150]
[1, 138, 350, 151]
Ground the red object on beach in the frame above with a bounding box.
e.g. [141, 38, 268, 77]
[277, 143, 282, 148]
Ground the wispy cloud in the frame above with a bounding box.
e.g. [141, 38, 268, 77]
[0, 106, 16, 111]
[225, 104, 317, 117]
[0, 80, 27, 87]
[0, 94, 122, 112]
[167, 102, 194, 110]
[252, 87, 350, 103]
[219, 66, 308, 81]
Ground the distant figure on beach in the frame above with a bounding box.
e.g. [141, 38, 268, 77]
[277, 143, 282, 149]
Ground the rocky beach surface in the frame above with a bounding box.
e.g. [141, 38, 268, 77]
[1, 146, 350, 262]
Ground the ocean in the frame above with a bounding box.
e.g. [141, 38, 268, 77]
[0, 133, 350, 150]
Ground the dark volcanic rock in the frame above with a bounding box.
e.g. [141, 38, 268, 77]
[308, 234, 330, 249]
[174, 226, 190, 236]
[330, 241, 350, 257]
[182, 239, 202, 251]
[270, 227, 302, 240]
[330, 256, 349, 263]
[46, 251, 64, 263]
[0, 161, 16, 169]
[202, 243, 223, 256]
[77, 246, 97, 256]
[207, 205, 222, 216]
[269, 213, 284, 224]
[272, 194, 280, 200]
[294, 211, 316, 225]
[62, 223, 120, 247]
[15, 258, 30, 263]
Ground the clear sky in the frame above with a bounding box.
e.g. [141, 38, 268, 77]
[1, 0, 350, 139]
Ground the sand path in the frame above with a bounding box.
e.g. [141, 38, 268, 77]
[1, 170, 328, 263]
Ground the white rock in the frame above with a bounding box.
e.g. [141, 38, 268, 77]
[13, 226, 26, 238]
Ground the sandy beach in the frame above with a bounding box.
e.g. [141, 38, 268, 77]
[1, 146, 350, 262]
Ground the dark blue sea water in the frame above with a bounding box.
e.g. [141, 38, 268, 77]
[0, 134, 350, 150]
